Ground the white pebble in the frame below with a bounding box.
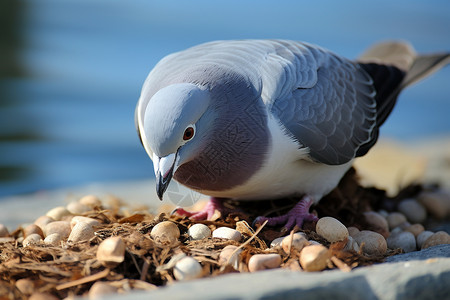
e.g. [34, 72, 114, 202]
[44, 221, 71, 238]
[308, 240, 322, 246]
[212, 227, 242, 241]
[34, 216, 54, 229]
[66, 201, 91, 215]
[68, 222, 95, 243]
[218, 245, 242, 269]
[89, 281, 118, 299]
[44, 233, 63, 246]
[24, 224, 44, 239]
[363, 211, 389, 237]
[417, 231, 434, 249]
[422, 231, 450, 249]
[15, 278, 34, 295]
[353, 230, 387, 256]
[173, 256, 203, 280]
[97, 237, 125, 267]
[316, 217, 348, 243]
[46, 206, 71, 221]
[188, 224, 211, 240]
[281, 232, 309, 253]
[347, 226, 360, 237]
[79, 195, 102, 208]
[70, 216, 100, 229]
[150, 221, 180, 246]
[386, 212, 407, 230]
[270, 236, 285, 248]
[248, 254, 282, 272]
[0, 224, 9, 237]
[299, 244, 331, 272]
[418, 192, 450, 219]
[398, 199, 427, 224]
[23, 234, 42, 247]
[387, 231, 416, 252]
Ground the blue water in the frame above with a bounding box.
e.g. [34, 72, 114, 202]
[1, 0, 450, 197]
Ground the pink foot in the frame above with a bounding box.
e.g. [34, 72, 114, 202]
[173, 197, 228, 220]
[254, 195, 318, 231]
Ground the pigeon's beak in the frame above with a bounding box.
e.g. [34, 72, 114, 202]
[153, 153, 177, 200]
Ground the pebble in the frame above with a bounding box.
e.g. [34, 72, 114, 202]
[173, 256, 203, 280]
[404, 224, 424, 237]
[70, 216, 101, 229]
[150, 221, 180, 246]
[187, 224, 211, 240]
[281, 232, 309, 253]
[66, 201, 91, 215]
[363, 211, 389, 237]
[79, 194, 102, 208]
[416, 231, 434, 249]
[308, 240, 321, 246]
[248, 254, 282, 272]
[23, 233, 43, 247]
[68, 222, 95, 243]
[89, 281, 118, 298]
[46, 206, 71, 221]
[387, 231, 416, 252]
[386, 212, 407, 230]
[270, 236, 285, 248]
[15, 278, 35, 295]
[24, 224, 44, 239]
[418, 192, 449, 219]
[29, 292, 59, 300]
[353, 230, 387, 256]
[422, 231, 450, 249]
[97, 236, 126, 267]
[0, 224, 9, 237]
[212, 227, 242, 242]
[44, 221, 71, 238]
[34, 216, 54, 229]
[347, 226, 360, 237]
[316, 217, 348, 243]
[299, 244, 331, 272]
[344, 236, 360, 252]
[218, 245, 242, 269]
[44, 233, 63, 246]
[398, 199, 427, 224]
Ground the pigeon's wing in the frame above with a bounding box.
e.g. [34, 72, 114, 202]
[260, 40, 404, 165]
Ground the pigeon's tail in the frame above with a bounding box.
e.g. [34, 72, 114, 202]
[358, 40, 450, 88]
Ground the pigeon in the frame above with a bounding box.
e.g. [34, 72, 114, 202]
[135, 40, 449, 230]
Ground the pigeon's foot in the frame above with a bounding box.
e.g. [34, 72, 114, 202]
[172, 197, 228, 221]
[253, 195, 318, 232]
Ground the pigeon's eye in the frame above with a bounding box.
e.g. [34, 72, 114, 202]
[183, 126, 195, 141]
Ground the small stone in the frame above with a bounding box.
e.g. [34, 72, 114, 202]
[173, 256, 203, 280]
[29, 293, 59, 300]
[386, 212, 407, 230]
[398, 199, 427, 224]
[347, 226, 360, 237]
[150, 221, 180, 246]
[353, 230, 387, 256]
[44, 233, 63, 246]
[378, 209, 389, 218]
[23, 234, 42, 247]
[89, 281, 118, 298]
[97, 236, 126, 267]
[387, 231, 416, 252]
[343, 236, 360, 252]
[34, 216, 54, 229]
[24, 224, 44, 239]
[418, 192, 450, 219]
[66, 201, 91, 215]
[422, 231, 450, 249]
[79, 194, 102, 208]
[70, 216, 100, 229]
[299, 244, 331, 272]
[281, 232, 309, 253]
[248, 254, 282, 272]
[212, 227, 242, 241]
[270, 236, 285, 248]
[218, 245, 242, 269]
[316, 217, 348, 243]
[308, 240, 322, 246]
[0, 224, 9, 237]
[363, 211, 389, 237]
[404, 223, 425, 237]
[68, 222, 95, 243]
[188, 224, 211, 240]
[398, 221, 412, 230]
[417, 231, 434, 249]
[390, 226, 404, 235]
[44, 221, 71, 238]
[16, 278, 35, 295]
[46, 206, 71, 221]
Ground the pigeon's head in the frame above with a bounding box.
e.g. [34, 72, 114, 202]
[142, 83, 213, 200]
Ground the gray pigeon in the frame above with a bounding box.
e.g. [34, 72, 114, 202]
[135, 40, 449, 229]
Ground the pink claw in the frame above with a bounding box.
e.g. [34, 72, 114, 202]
[254, 195, 319, 231]
[173, 197, 227, 220]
